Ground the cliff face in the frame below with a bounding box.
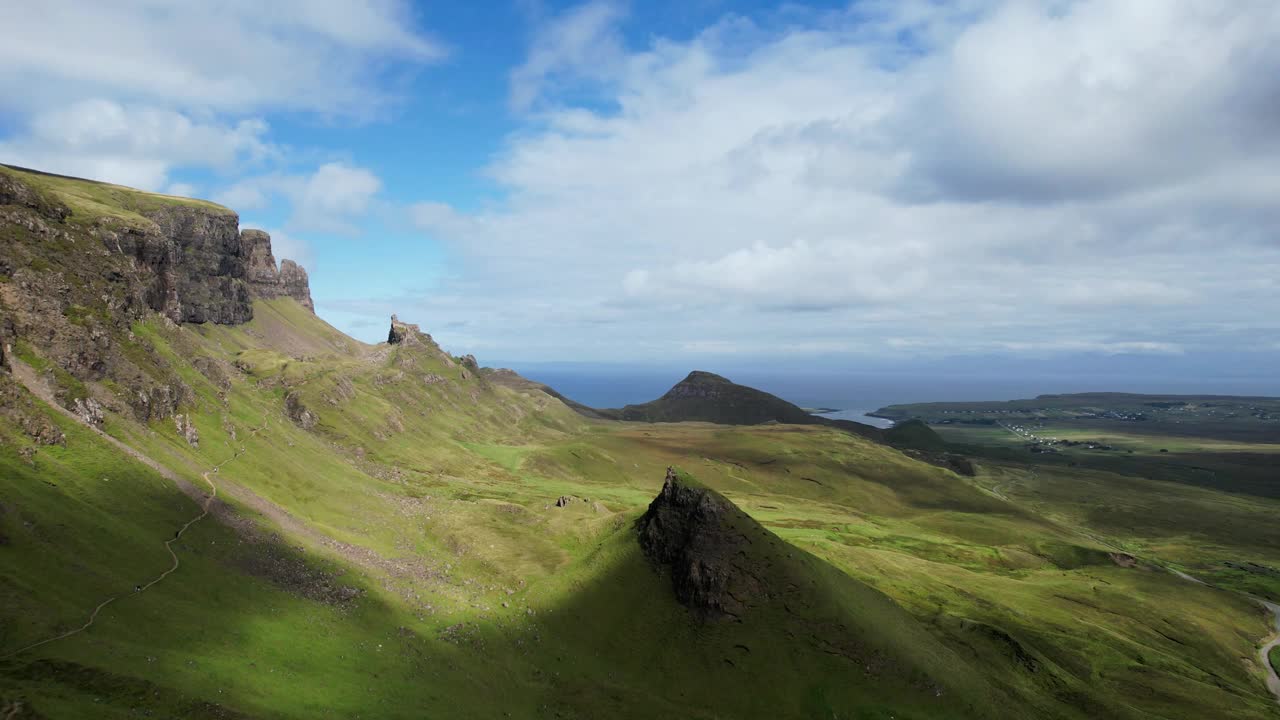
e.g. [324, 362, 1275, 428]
[103, 205, 255, 324]
[0, 164, 314, 420]
[117, 212, 312, 324]
[1, 168, 313, 325]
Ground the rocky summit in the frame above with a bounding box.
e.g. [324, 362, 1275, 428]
[637, 467, 767, 619]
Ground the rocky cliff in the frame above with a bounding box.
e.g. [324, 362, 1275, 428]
[241, 229, 315, 312]
[1, 165, 312, 324]
[0, 164, 314, 422]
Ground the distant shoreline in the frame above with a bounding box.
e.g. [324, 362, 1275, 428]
[812, 409, 896, 429]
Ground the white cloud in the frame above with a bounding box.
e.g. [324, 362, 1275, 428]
[213, 181, 272, 212]
[216, 162, 382, 235]
[0, 0, 443, 117]
[298, 163, 382, 227]
[0, 1, 438, 193]
[0, 100, 272, 191]
[396, 0, 1280, 362]
[264, 228, 315, 273]
[509, 0, 627, 110]
[994, 340, 1185, 356]
[907, 0, 1280, 202]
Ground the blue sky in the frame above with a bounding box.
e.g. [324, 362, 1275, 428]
[1, 1, 1278, 389]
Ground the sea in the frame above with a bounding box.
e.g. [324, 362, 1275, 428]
[509, 366, 1280, 429]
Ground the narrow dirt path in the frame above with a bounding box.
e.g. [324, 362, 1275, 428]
[1255, 600, 1280, 704]
[1, 359, 266, 660]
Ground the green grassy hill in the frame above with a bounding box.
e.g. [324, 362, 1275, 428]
[2, 167, 1279, 719]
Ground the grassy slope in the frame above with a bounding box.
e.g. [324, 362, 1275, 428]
[534, 425, 1280, 718]
[0, 299, 1277, 718]
[0, 164, 232, 227]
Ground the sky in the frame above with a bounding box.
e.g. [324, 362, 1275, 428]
[1, 0, 1278, 388]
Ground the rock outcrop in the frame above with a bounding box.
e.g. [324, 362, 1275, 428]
[285, 391, 317, 430]
[72, 397, 105, 428]
[637, 468, 767, 619]
[387, 314, 420, 345]
[241, 229, 315, 312]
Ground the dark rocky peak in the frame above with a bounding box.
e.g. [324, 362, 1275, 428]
[637, 467, 768, 619]
[663, 370, 733, 399]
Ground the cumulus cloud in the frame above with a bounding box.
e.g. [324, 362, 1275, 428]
[398, 0, 1280, 362]
[0, 1, 437, 192]
[0, 100, 273, 191]
[216, 162, 383, 235]
[0, 0, 443, 116]
[298, 163, 382, 226]
[907, 0, 1280, 203]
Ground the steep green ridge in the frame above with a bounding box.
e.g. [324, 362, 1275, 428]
[1, 167, 1278, 719]
[481, 367, 613, 420]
